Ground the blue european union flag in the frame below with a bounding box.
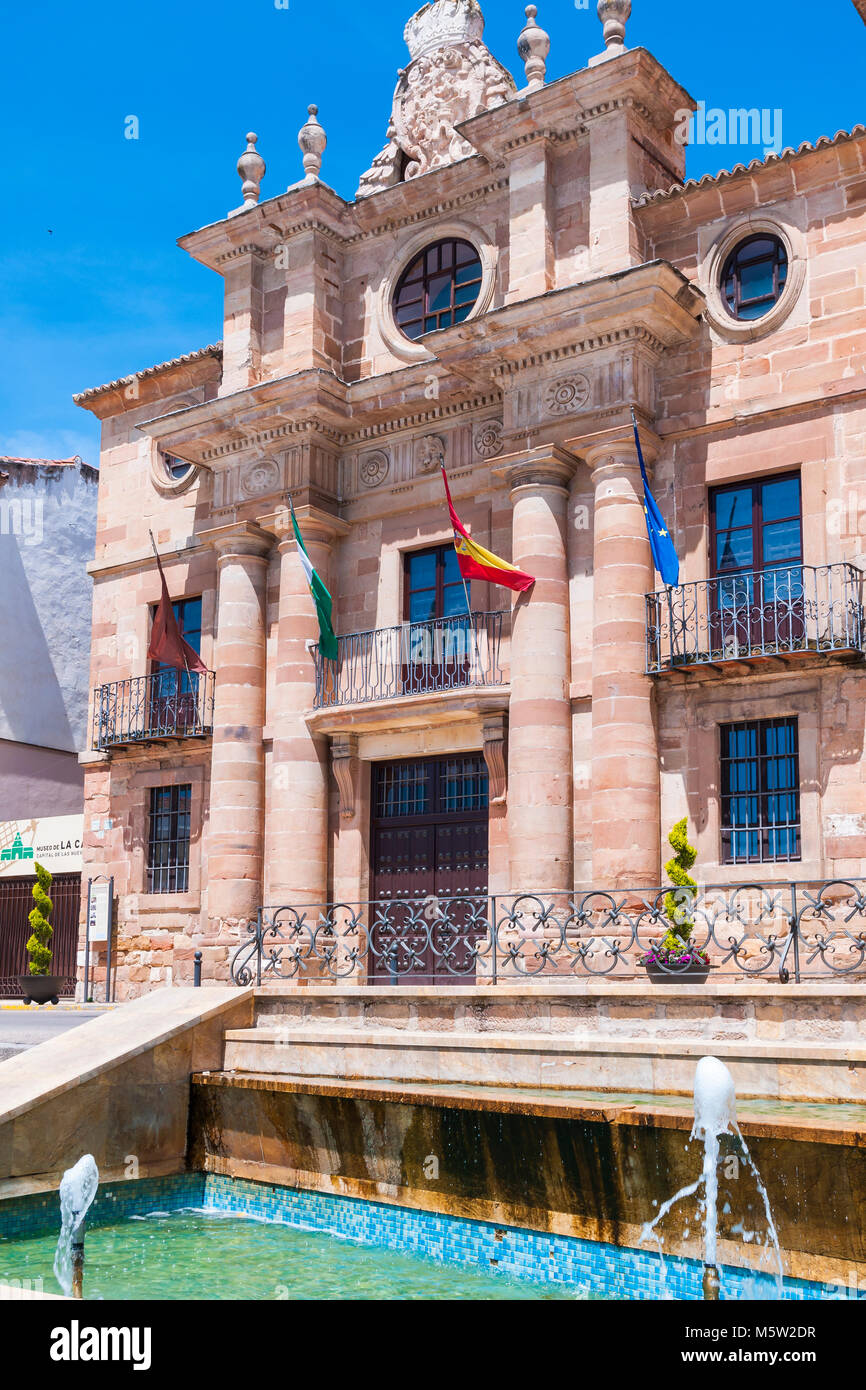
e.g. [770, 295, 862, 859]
[631, 410, 679, 588]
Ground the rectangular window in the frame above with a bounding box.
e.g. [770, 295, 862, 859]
[148, 597, 204, 733]
[710, 475, 802, 594]
[373, 756, 488, 822]
[404, 546, 469, 623]
[147, 785, 192, 893]
[720, 718, 800, 865]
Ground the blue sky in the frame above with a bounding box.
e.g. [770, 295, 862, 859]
[1, 0, 863, 467]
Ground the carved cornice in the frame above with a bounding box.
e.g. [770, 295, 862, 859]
[490, 327, 668, 380]
[346, 177, 509, 244]
[214, 243, 270, 266]
[200, 420, 344, 465]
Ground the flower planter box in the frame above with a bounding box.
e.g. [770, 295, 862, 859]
[642, 960, 710, 985]
[17, 975, 67, 1006]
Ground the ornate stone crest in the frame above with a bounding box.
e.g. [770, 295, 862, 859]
[474, 419, 504, 459]
[545, 375, 591, 417]
[357, 1, 516, 197]
[415, 434, 447, 473]
[358, 450, 391, 488]
[240, 456, 282, 497]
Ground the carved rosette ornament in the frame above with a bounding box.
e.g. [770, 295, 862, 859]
[357, 1, 517, 197]
[359, 450, 391, 488]
[545, 375, 591, 417]
[415, 434, 447, 473]
[241, 457, 282, 498]
[474, 419, 504, 459]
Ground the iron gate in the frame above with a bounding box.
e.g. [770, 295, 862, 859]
[0, 873, 80, 998]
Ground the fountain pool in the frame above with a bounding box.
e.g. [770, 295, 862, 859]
[0, 1172, 856, 1301]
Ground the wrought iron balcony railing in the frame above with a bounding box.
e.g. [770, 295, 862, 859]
[92, 669, 215, 750]
[313, 611, 507, 709]
[646, 563, 865, 674]
[231, 880, 866, 987]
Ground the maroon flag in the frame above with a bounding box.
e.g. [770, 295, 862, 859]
[147, 548, 206, 674]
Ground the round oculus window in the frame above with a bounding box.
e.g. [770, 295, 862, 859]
[721, 234, 789, 322]
[392, 238, 483, 341]
[161, 453, 194, 481]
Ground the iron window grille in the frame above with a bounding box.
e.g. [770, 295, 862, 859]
[147, 785, 192, 893]
[720, 718, 801, 865]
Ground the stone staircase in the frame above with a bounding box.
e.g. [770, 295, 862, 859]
[219, 983, 866, 1103]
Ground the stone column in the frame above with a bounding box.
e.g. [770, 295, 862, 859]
[499, 447, 576, 891]
[267, 511, 342, 906]
[585, 428, 661, 887]
[205, 523, 272, 935]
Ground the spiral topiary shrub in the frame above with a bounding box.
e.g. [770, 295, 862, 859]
[26, 862, 54, 976]
[642, 819, 708, 969]
[662, 817, 698, 952]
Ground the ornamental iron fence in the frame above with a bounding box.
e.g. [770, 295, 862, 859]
[313, 611, 506, 709]
[646, 563, 865, 674]
[92, 669, 215, 750]
[231, 880, 866, 987]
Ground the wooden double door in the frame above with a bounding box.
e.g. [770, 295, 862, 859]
[369, 755, 489, 985]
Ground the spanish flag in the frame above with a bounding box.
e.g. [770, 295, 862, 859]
[442, 468, 535, 594]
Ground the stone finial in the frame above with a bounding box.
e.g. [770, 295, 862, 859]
[518, 6, 550, 91]
[232, 133, 265, 217]
[594, 0, 631, 61]
[298, 104, 327, 181]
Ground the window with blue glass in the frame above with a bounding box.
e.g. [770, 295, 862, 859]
[147, 784, 192, 893]
[711, 474, 802, 607]
[404, 545, 470, 671]
[149, 596, 203, 694]
[393, 240, 483, 341]
[722, 235, 788, 321]
[720, 718, 800, 865]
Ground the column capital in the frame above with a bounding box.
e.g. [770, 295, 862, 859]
[197, 520, 273, 562]
[492, 443, 579, 495]
[259, 504, 349, 552]
[568, 416, 661, 479]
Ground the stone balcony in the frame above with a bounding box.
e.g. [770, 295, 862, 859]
[646, 563, 866, 676]
[308, 612, 509, 736]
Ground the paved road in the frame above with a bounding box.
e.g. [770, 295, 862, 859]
[0, 1005, 114, 1063]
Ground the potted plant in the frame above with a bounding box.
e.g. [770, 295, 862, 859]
[17, 862, 67, 1005]
[640, 819, 710, 983]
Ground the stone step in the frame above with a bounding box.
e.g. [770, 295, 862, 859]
[221, 1024, 866, 1103]
[250, 983, 866, 1049]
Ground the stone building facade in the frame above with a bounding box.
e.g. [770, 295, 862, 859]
[75, 1, 866, 997]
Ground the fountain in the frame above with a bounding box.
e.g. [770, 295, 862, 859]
[642, 1057, 783, 1299]
[54, 1155, 99, 1298]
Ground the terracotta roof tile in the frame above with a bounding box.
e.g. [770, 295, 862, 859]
[633, 126, 866, 208]
[73, 343, 223, 403]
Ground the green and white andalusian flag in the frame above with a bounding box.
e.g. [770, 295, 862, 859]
[290, 501, 338, 661]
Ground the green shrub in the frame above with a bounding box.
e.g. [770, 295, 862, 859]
[661, 818, 697, 954]
[25, 862, 54, 976]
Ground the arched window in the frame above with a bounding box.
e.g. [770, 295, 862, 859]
[393, 238, 483, 340]
[721, 235, 788, 321]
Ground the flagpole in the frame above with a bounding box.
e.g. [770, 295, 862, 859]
[441, 469, 483, 683]
[629, 411, 682, 667]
